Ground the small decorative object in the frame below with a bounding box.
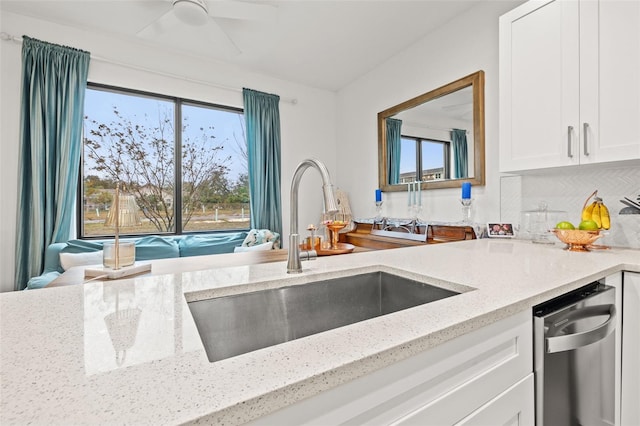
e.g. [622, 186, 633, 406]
[326, 213, 347, 249]
[407, 181, 422, 219]
[552, 229, 603, 252]
[370, 217, 427, 242]
[85, 183, 151, 280]
[312, 216, 354, 255]
[462, 182, 471, 200]
[375, 188, 384, 219]
[521, 202, 567, 243]
[487, 223, 515, 238]
[103, 241, 135, 268]
[305, 223, 320, 250]
[460, 182, 473, 224]
[461, 198, 473, 224]
[375, 201, 383, 219]
[103, 183, 141, 269]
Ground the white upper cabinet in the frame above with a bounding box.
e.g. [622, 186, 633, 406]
[499, 0, 640, 173]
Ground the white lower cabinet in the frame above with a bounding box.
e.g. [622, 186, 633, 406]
[251, 310, 533, 425]
[455, 374, 534, 426]
[622, 272, 640, 426]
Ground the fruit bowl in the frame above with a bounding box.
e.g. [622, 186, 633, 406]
[552, 229, 603, 252]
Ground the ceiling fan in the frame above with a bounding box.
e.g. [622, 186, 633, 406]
[137, 0, 277, 55]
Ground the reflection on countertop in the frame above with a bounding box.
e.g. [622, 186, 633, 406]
[83, 276, 202, 375]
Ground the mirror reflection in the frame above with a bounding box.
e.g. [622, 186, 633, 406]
[378, 71, 485, 191]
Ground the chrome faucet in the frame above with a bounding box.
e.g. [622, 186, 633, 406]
[287, 159, 339, 273]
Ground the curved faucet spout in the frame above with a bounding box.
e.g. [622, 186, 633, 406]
[287, 159, 339, 273]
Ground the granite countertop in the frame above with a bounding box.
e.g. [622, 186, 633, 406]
[2, 239, 639, 425]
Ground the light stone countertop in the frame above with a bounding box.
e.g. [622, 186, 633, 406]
[1, 239, 639, 425]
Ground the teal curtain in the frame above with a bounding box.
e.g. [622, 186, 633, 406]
[386, 118, 402, 184]
[451, 128, 468, 179]
[14, 37, 90, 290]
[242, 88, 282, 237]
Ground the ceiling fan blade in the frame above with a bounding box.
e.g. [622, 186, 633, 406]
[206, 0, 277, 22]
[137, 7, 181, 39]
[202, 17, 242, 55]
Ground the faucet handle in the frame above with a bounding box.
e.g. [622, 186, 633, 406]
[299, 250, 317, 261]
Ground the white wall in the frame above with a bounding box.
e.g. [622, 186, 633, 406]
[0, 11, 337, 292]
[336, 1, 520, 223]
[501, 165, 640, 249]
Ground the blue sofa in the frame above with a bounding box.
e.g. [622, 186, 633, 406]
[28, 232, 254, 289]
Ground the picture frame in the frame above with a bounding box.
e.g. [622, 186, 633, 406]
[487, 222, 515, 238]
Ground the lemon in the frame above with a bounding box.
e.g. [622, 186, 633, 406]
[555, 221, 575, 230]
[578, 219, 599, 230]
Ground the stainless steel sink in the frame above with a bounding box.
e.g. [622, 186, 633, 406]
[188, 271, 460, 362]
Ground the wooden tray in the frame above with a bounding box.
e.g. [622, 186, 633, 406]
[300, 243, 355, 256]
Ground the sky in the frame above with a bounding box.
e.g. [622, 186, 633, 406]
[399, 137, 445, 175]
[83, 88, 247, 182]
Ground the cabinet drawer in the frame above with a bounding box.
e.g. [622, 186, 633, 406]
[395, 374, 535, 426]
[455, 374, 534, 426]
[252, 310, 532, 425]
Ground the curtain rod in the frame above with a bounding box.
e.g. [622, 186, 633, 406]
[1, 32, 298, 105]
[403, 120, 469, 133]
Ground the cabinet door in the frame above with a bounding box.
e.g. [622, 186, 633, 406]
[580, 0, 640, 164]
[455, 374, 534, 426]
[499, 0, 580, 172]
[622, 272, 640, 426]
[250, 311, 532, 426]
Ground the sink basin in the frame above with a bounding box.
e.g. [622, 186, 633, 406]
[188, 271, 460, 362]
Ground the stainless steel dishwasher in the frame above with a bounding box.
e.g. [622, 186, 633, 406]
[533, 281, 617, 426]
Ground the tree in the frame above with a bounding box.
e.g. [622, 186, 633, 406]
[84, 106, 231, 232]
[83, 175, 114, 210]
[228, 173, 250, 204]
[231, 115, 248, 174]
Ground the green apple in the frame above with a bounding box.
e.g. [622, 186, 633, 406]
[578, 220, 599, 231]
[555, 221, 575, 230]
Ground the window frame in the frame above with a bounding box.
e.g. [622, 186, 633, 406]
[78, 82, 247, 239]
[400, 135, 451, 182]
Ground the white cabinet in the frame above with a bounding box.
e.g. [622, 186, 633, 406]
[250, 310, 533, 425]
[622, 272, 640, 426]
[499, 0, 640, 173]
[455, 375, 534, 426]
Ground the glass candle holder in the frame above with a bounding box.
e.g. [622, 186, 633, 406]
[375, 201, 383, 219]
[461, 198, 473, 224]
[103, 241, 136, 269]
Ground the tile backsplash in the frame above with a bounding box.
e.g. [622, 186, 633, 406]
[501, 163, 640, 249]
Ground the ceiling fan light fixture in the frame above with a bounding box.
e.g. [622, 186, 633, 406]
[173, 0, 209, 26]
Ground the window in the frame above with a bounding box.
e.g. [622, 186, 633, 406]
[398, 136, 450, 183]
[80, 84, 248, 238]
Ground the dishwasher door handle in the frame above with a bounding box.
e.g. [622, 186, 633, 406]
[545, 304, 616, 353]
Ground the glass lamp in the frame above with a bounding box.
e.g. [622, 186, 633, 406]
[103, 184, 141, 270]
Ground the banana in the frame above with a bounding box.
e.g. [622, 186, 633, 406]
[598, 198, 611, 230]
[591, 201, 602, 228]
[582, 201, 596, 222]
[581, 190, 611, 230]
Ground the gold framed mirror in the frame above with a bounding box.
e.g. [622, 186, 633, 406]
[378, 70, 485, 192]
